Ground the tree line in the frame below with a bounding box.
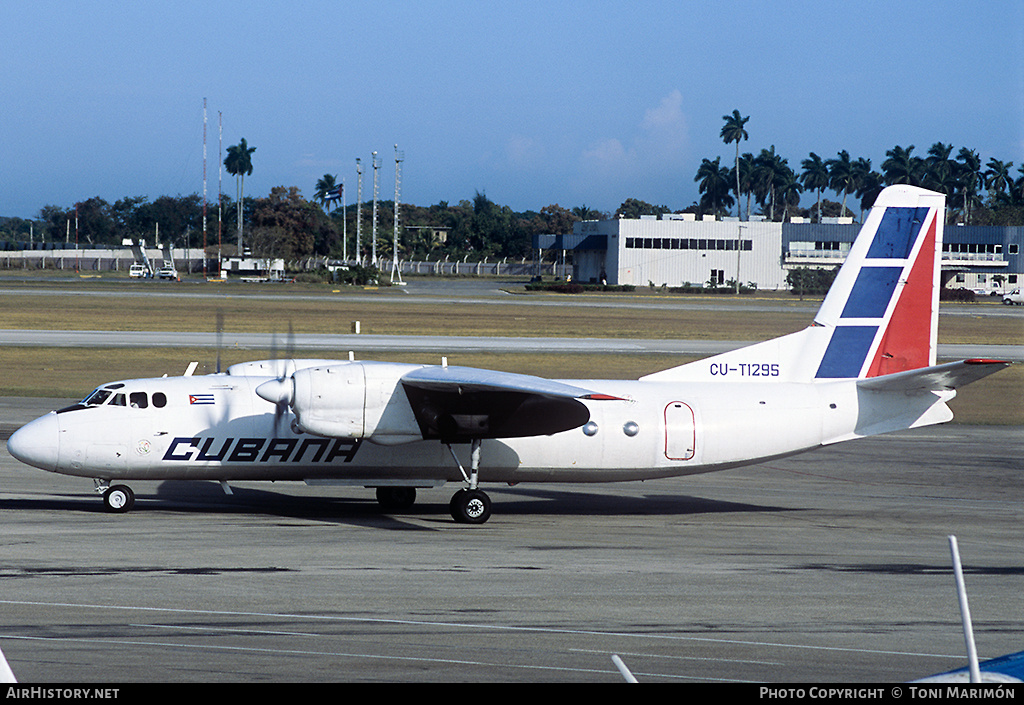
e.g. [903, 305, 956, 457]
[702, 109, 1024, 225]
[4, 123, 1022, 262]
[0, 187, 599, 263]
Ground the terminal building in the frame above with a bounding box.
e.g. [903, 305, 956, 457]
[558, 215, 1024, 295]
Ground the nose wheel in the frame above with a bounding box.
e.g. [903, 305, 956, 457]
[446, 439, 493, 524]
[95, 480, 135, 513]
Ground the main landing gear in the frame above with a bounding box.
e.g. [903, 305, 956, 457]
[445, 438, 492, 524]
[94, 479, 134, 513]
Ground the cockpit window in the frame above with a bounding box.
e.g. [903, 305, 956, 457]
[82, 388, 113, 406]
[79, 386, 159, 410]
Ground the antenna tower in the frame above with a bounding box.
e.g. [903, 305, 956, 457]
[355, 158, 363, 264]
[371, 151, 381, 267]
[202, 98, 208, 276]
[217, 111, 223, 274]
[391, 144, 404, 283]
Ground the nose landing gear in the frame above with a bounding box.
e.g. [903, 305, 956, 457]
[95, 480, 135, 513]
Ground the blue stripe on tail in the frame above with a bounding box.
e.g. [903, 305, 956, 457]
[867, 207, 930, 259]
[815, 326, 878, 378]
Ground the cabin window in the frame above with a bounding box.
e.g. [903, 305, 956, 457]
[152, 392, 167, 408]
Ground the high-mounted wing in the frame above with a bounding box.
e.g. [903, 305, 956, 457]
[400, 365, 620, 442]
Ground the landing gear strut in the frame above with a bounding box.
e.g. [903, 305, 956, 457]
[446, 438, 492, 524]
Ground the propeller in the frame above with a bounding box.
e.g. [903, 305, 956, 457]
[215, 309, 224, 374]
[257, 321, 297, 435]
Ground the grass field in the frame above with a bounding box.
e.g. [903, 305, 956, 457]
[0, 276, 1020, 424]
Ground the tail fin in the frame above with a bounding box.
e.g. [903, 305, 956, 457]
[812, 184, 944, 379]
[641, 185, 946, 383]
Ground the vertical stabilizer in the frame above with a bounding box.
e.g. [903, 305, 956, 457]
[813, 185, 944, 379]
[640, 185, 946, 384]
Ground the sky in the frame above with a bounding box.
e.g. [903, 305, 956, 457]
[2, 1, 1022, 220]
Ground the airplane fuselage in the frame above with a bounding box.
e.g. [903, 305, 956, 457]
[14, 370, 863, 485]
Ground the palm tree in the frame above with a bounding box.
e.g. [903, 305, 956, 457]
[800, 152, 830, 222]
[720, 110, 749, 219]
[882, 145, 923, 186]
[922, 143, 959, 222]
[694, 157, 735, 217]
[314, 174, 339, 210]
[224, 138, 256, 252]
[985, 158, 1014, 205]
[751, 146, 786, 220]
[826, 150, 855, 217]
[733, 152, 756, 220]
[1013, 164, 1024, 206]
[572, 205, 601, 220]
[776, 168, 804, 220]
[955, 148, 984, 224]
[852, 158, 882, 220]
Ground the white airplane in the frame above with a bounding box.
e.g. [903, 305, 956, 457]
[6, 185, 1010, 523]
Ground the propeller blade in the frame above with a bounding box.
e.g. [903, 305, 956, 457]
[215, 309, 224, 374]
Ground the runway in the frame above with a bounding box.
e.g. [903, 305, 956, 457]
[1, 329, 1021, 361]
[0, 397, 1020, 683]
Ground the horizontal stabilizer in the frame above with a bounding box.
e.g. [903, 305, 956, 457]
[856, 359, 1010, 393]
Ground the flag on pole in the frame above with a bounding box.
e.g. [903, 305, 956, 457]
[324, 185, 343, 202]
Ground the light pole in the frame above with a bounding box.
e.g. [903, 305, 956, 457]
[736, 224, 746, 294]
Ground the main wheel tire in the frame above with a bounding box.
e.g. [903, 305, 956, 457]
[375, 486, 417, 511]
[103, 485, 135, 513]
[450, 488, 491, 524]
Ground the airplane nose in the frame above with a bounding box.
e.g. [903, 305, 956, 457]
[6, 412, 59, 472]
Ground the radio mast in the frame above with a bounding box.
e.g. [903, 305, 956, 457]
[355, 158, 363, 264]
[371, 151, 381, 267]
[391, 144, 404, 284]
[202, 98, 208, 277]
[218, 111, 223, 275]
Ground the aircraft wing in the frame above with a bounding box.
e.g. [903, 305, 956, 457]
[856, 359, 1010, 393]
[917, 650, 1024, 683]
[400, 365, 620, 442]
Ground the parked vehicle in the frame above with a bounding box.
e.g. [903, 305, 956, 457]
[1002, 289, 1024, 305]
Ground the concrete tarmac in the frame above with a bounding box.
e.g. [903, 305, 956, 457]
[0, 397, 1021, 683]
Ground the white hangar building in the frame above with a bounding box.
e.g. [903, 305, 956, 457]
[556, 215, 1024, 295]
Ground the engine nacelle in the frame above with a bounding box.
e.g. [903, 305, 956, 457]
[289, 362, 424, 444]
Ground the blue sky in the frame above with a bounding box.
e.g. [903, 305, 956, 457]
[2, 1, 1022, 220]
